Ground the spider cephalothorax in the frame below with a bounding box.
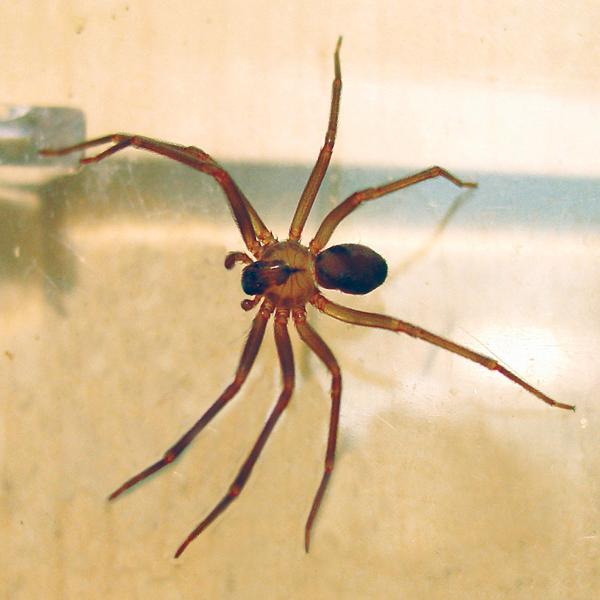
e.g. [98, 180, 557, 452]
[40, 37, 574, 559]
[240, 241, 315, 306]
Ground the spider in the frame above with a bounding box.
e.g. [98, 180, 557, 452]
[40, 37, 574, 558]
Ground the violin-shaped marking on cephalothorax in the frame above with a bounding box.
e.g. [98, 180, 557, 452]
[240, 241, 316, 308]
[39, 36, 574, 559]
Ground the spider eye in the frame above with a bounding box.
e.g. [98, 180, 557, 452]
[315, 243, 388, 295]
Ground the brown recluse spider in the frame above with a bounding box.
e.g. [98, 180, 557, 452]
[40, 37, 575, 558]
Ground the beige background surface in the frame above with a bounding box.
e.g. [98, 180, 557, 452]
[2, 2, 600, 599]
[3, 0, 600, 174]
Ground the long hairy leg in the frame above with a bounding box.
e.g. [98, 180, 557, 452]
[292, 308, 342, 552]
[311, 294, 575, 411]
[108, 301, 274, 501]
[40, 134, 273, 254]
[289, 37, 342, 241]
[174, 308, 295, 558]
[310, 166, 476, 253]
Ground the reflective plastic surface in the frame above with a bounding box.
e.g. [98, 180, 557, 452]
[1, 157, 598, 598]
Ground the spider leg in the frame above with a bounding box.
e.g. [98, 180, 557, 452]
[175, 145, 272, 245]
[289, 37, 342, 241]
[312, 294, 575, 411]
[174, 308, 295, 558]
[292, 308, 341, 552]
[310, 166, 477, 253]
[108, 301, 274, 501]
[40, 133, 273, 254]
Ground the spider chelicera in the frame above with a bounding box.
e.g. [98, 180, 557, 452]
[40, 37, 574, 558]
